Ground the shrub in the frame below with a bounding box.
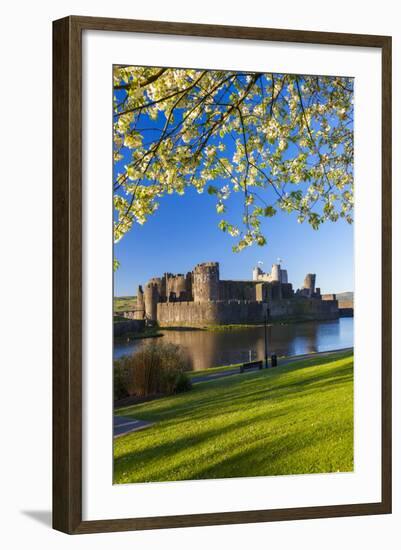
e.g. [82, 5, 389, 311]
[114, 355, 134, 401]
[113, 342, 192, 399]
[113, 315, 127, 323]
[174, 372, 192, 393]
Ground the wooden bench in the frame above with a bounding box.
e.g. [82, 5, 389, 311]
[240, 360, 264, 373]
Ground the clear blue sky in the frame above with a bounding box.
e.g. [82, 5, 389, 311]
[114, 186, 353, 296]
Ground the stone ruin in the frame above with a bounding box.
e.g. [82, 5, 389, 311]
[131, 261, 338, 326]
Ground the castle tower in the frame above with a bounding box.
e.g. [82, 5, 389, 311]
[185, 272, 193, 301]
[144, 282, 159, 322]
[253, 266, 262, 281]
[193, 262, 220, 302]
[303, 273, 316, 297]
[270, 263, 281, 283]
[133, 285, 145, 320]
[173, 274, 187, 300]
[165, 273, 174, 301]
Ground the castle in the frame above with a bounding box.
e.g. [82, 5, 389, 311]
[131, 262, 339, 327]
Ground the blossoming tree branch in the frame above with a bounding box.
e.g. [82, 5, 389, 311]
[113, 66, 353, 260]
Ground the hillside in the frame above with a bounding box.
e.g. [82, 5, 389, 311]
[114, 295, 137, 313]
[336, 291, 354, 302]
[336, 291, 354, 308]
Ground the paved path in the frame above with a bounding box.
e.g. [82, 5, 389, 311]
[114, 415, 153, 438]
[114, 347, 352, 437]
[191, 347, 353, 384]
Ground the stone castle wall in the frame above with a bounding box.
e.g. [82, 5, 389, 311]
[268, 298, 339, 321]
[218, 280, 257, 301]
[138, 261, 338, 326]
[157, 298, 338, 327]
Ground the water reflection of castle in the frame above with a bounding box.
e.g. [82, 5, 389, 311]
[158, 321, 338, 371]
[131, 261, 339, 327]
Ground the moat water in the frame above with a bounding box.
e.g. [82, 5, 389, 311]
[113, 317, 354, 371]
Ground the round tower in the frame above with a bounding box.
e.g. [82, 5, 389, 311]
[193, 262, 220, 302]
[270, 263, 281, 282]
[144, 282, 159, 322]
[303, 273, 316, 296]
[252, 266, 262, 281]
[133, 285, 145, 320]
[174, 274, 187, 300]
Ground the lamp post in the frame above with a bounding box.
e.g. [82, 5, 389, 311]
[264, 308, 270, 368]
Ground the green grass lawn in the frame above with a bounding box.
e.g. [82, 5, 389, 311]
[114, 351, 353, 483]
[114, 296, 137, 313]
[188, 362, 245, 378]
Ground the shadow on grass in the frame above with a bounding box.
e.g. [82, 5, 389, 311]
[115, 412, 353, 483]
[192, 427, 354, 480]
[114, 405, 292, 470]
[116, 358, 353, 425]
[114, 354, 354, 483]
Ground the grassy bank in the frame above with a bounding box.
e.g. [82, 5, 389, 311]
[159, 323, 267, 332]
[114, 296, 136, 314]
[159, 318, 339, 332]
[188, 362, 245, 378]
[114, 328, 163, 343]
[114, 351, 353, 483]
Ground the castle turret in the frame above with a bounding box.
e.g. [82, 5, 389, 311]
[270, 263, 281, 283]
[168, 274, 187, 301]
[144, 281, 159, 322]
[253, 266, 262, 281]
[302, 273, 316, 297]
[133, 285, 145, 320]
[193, 262, 220, 302]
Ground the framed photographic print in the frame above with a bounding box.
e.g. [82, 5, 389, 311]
[53, 16, 392, 534]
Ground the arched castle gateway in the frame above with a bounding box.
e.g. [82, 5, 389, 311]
[132, 262, 339, 326]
